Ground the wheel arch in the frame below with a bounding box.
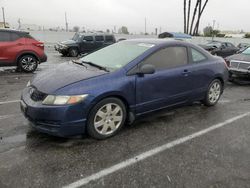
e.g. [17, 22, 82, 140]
[87, 92, 131, 122]
[16, 51, 40, 65]
[214, 76, 225, 88]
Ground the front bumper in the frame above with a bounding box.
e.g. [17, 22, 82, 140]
[54, 44, 68, 54]
[20, 87, 88, 137]
[229, 68, 250, 77]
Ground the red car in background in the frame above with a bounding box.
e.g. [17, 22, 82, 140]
[0, 29, 47, 73]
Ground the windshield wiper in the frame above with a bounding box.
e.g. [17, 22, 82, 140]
[81, 61, 110, 72]
[72, 60, 87, 68]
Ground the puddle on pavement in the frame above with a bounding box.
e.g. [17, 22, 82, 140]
[2, 134, 26, 144]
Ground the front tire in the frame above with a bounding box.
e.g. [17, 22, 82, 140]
[18, 55, 38, 73]
[203, 79, 222, 106]
[87, 98, 127, 140]
[69, 48, 79, 57]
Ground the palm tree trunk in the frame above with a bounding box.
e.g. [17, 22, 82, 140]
[194, 0, 209, 35]
[187, 0, 191, 34]
[194, 0, 202, 35]
[184, 0, 187, 33]
[189, 0, 200, 35]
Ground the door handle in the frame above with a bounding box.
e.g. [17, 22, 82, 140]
[182, 69, 192, 76]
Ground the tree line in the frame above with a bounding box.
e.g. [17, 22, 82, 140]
[184, 0, 209, 36]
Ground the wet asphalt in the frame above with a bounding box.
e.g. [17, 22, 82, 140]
[0, 47, 250, 188]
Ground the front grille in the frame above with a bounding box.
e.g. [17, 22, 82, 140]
[30, 88, 47, 102]
[230, 60, 250, 70]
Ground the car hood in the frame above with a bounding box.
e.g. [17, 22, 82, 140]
[31, 62, 107, 94]
[199, 44, 215, 50]
[226, 54, 250, 62]
[60, 39, 76, 45]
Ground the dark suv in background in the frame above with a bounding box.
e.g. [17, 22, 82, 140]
[0, 29, 47, 73]
[55, 33, 116, 57]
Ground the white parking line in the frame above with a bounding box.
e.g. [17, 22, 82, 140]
[0, 114, 18, 120]
[63, 112, 250, 188]
[0, 100, 20, 105]
[219, 99, 231, 104]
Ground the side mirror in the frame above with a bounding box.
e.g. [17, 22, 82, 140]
[138, 64, 155, 75]
[221, 45, 226, 49]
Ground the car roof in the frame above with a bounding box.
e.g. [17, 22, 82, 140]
[123, 38, 214, 58]
[121, 38, 194, 46]
[78, 33, 114, 37]
[0, 28, 29, 34]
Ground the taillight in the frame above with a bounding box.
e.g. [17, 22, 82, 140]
[33, 42, 44, 49]
[36, 43, 44, 47]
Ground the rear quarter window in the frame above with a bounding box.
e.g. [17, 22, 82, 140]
[95, 35, 104, 42]
[105, 35, 114, 42]
[0, 32, 11, 42]
[191, 48, 207, 63]
[10, 33, 21, 41]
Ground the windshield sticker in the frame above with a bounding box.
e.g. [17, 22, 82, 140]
[138, 43, 155, 48]
[115, 64, 123, 68]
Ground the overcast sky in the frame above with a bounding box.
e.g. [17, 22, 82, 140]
[1, 0, 250, 33]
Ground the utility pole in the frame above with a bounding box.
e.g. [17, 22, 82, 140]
[144, 17, 147, 35]
[17, 18, 21, 30]
[212, 19, 216, 41]
[65, 12, 68, 32]
[2, 7, 6, 28]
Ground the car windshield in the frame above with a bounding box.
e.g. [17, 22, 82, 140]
[80, 42, 154, 71]
[242, 47, 250, 55]
[72, 33, 80, 41]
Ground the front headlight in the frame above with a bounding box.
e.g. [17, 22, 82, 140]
[27, 81, 31, 87]
[42, 94, 88, 105]
[60, 44, 68, 49]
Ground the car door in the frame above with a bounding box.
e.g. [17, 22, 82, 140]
[225, 42, 238, 56]
[94, 35, 105, 50]
[0, 31, 22, 64]
[135, 46, 194, 114]
[185, 47, 214, 99]
[215, 43, 228, 57]
[80, 36, 95, 53]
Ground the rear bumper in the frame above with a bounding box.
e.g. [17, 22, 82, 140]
[39, 54, 47, 63]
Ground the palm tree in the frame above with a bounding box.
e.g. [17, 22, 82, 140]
[184, 0, 187, 33]
[194, 0, 209, 35]
[189, 0, 200, 35]
[187, 0, 191, 35]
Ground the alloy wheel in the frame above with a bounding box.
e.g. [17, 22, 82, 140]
[21, 57, 37, 72]
[94, 103, 123, 135]
[208, 81, 221, 104]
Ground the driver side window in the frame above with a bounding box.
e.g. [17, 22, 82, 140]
[141, 46, 188, 71]
[83, 36, 93, 42]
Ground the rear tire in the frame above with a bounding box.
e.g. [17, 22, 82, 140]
[87, 98, 127, 140]
[18, 55, 38, 73]
[203, 79, 222, 106]
[69, 48, 79, 57]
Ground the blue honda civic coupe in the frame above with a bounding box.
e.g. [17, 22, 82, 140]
[21, 39, 228, 139]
